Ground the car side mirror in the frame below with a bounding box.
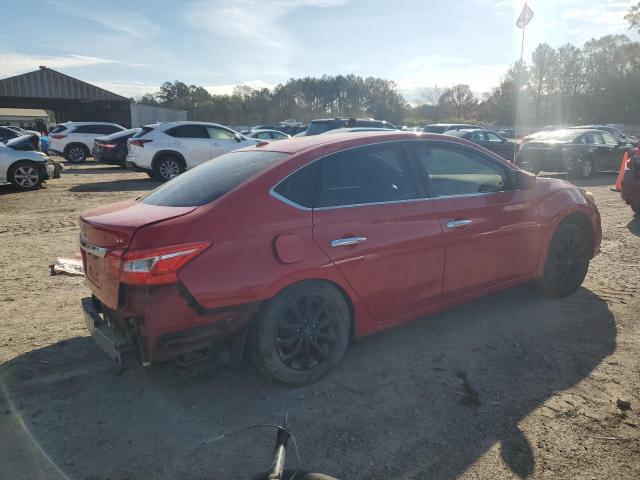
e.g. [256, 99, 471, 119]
[234, 134, 242, 142]
[516, 169, 536, 190]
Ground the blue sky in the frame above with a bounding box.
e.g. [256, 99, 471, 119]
[2, 0, 638, 103]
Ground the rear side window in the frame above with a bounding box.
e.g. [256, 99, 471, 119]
[273, 162, 320, 208]
[317, 144, 418, 207]
[141, 151, 287, 207]
[165, 125, 209, 138]
[132, 126, 154, 138]
[50, 125, 67, 134]
[412, 142, 509, 197]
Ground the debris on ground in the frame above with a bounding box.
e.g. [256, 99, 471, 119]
[49, 257, 84, 276]
[616, 399, 632, 411]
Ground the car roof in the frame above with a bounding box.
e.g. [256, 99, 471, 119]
[251, 129, 287, 133]
[153, 121, 229, 129]
[59, 121, 122, 126]
[238, 130, 480, 155]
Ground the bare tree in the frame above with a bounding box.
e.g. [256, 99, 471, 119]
[438, 84, 477, 119]
[530, 43, 559, 123]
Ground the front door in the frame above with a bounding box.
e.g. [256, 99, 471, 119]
[207, 126, 242, 159]
[165, 124, 213, 168]
[600, 131, 626, 170]
[311, 142, 445, 322]
[409, 140, 542, 300]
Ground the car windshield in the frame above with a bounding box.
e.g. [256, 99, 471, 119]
[140, 150, 286, 207]
[305, 121, 343, 135]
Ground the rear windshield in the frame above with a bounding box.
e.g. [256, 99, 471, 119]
[132, 126, 154, 138]
[101, 128, 140, 140]
[536, 129, 581, 142]
[306, 121, 345, 135]
[423, 126, 447, 133]
[140, 150, 287, 207]
[50, 125, 67, 134]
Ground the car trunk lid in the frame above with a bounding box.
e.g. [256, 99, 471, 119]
[80, 199, 196, 309]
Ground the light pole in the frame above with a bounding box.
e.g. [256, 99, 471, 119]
[514, 3, 534, 161]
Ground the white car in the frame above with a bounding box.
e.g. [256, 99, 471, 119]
[126, 121, 258, 181]
[0, 135, 57, 190]
[48, 122, 126, 163]
[245, 129, 291, 141]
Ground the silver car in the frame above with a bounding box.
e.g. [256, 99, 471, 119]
[0, 135, 57, 191]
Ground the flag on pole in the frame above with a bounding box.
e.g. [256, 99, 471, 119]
[516, 3, 534, 28]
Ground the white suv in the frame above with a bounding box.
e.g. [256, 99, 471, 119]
[126, 121, 258, 181]
[49, 122, 126, 163]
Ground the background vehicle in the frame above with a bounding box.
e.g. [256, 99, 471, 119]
[1, 135, 57, 190]
[48, 122, 126, 163]
[126, 121, 258, 181]
[516, 128, 632, 178]
[422, 123, 483, 133]
[244, 129, 291, 141]
[299, 118, 396, 136]
[321, 127, 401, 134]
[569, 124, 639, 146]
[93, 128, 141, 167]
[280, 119, 301, 127]
[446, 129, 518, 160]
[495, 128, 515, 139]
[0, 126, 21, 143]
[79, 131, 601, 386]
[621, 150, 640, 215]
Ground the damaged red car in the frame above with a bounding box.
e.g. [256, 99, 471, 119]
[80, 131, 602, 385]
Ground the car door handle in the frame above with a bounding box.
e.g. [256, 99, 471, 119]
[331, 237, 367, 248]
[446, 219, 472, 229]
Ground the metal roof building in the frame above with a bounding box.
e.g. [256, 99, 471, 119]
[0, 67, 186, 128]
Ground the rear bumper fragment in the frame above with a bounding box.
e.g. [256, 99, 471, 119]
[82, 297, 131, 363]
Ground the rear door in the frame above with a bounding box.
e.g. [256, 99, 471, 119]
[311, 142, 445, 322]
[165, 124, 212, 168]
[206, 126, 242, 158]
[409, 141, 541, 300]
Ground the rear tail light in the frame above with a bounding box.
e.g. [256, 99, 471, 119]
[130, 139, 152, 148]
[118, 242, 210, 285]
[101, 143, 118, 150]
[50, 134, 67, 139]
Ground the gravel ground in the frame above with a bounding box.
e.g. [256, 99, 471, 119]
[0, 160, 639, 480]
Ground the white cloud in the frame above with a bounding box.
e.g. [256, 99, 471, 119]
[563, 5, 630, 26]
[44, 0, 163, 40]
[183, 0, 346, 51]
[0, 53, 126, 77]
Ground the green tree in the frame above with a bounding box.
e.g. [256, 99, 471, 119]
[626, 2, 640, 33]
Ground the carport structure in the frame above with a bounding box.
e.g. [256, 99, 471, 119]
[0, 66, 131, 127]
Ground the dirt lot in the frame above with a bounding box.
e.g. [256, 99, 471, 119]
[1, 160, 639, 480]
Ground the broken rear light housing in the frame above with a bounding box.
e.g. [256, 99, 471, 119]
[119, 242, 210, 285]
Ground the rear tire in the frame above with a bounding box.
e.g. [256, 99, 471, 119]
[570, 157, 594, 179]
[538, 223, 591, 297]
[152, 155, 184, 182]
[250, 281, 351, 386]
[64, 144, 88, 163]
[8, 161, 44, 191]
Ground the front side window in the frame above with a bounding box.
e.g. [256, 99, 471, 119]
[412, 142, 509, 197]
[601, 132, 619, 145]
[317, 144, 418, 208]
[207, 126, 236, 140]
[471, 132, 486, 141]
[487, 132, 504, 143]
[165, 125, 209, 138]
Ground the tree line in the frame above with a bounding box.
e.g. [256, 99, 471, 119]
[138, 32, 640, 128]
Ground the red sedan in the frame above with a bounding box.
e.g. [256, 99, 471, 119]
[79, 132, 602, 385]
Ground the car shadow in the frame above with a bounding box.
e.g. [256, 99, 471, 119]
[627, 216, 640, 237]
[68, 178, 159, 193]
[0, 285, 615, 480]
[61, 165, 128, 175]
[540, 171, 618, 188]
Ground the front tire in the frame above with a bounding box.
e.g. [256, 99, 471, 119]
[9, 161, 44, 191]
[64, 144, 88, 163]
[152, 155, 184, 182]
[538, 223, 591, 297]
[250, 281, 351, 386]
